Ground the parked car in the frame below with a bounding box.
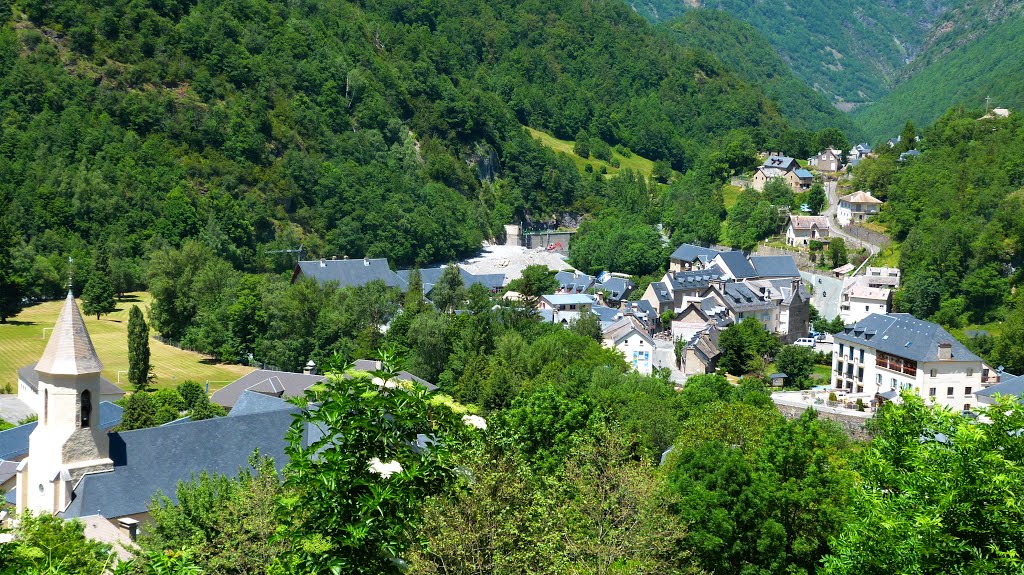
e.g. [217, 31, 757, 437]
[794, 338, 817, 348]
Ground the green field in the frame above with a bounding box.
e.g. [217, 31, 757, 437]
[721, 184, 743, 209]
[0, 293, 252, 392]
[525, 127, 657, 178]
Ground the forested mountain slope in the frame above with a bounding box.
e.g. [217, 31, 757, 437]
[853, 110, 1024, 373]
[632, 0, 955, 107]
[667, 10, 860, 137]
[852, 3, 1024, 140]
[0, 0, 793, 285]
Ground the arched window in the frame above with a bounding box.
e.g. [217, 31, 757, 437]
[81, 390, 92, 428]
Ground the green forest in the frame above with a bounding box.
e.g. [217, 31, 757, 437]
[632, 0, 955, 106]
[853, 110, 1024, 374]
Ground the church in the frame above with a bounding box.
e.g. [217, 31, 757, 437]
[9, 291, 305, 536]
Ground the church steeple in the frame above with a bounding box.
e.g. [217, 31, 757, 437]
[16, 291, 113, 516]
[35, 291, 103, 376]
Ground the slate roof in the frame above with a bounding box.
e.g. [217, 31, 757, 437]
[554, 270, 596, 293]
[36, 292, 103, 376]
[62, 403, 300, 519]
[975, 374, 1024, 404]
[670, 244, 722, 263]
[762, 155, 798, 171]
[834, 314, 982, 364]
[721, 283, 773, 312]
[603, 316, 655, 347]
[293, 259, 407, 290]
[714, 251, 757, 279]
[0, 459, 18, 486]
[622, 300, 656, 320]
[899, 150, 921, 161]
[749, 256, 801, 279]
[18, 363, 125, 398]
[667, 267, 724, 290]
[211, 369, 327, 409]
[794, 169, 813, 180]
[0, 402, 122, 461]
[595, 277, 635, 300]
[396, 266, 505, 294]
[591, 305, 623, 325]
[648, 282, 672, 304]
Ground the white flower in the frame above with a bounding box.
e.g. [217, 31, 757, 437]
[462, 414, 487, 430]
[368, 457, 403, 479]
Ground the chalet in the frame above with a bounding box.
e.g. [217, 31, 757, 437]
[836, 191, 883, 226]
[601, 316, 656, 375]
[786, 215, 830, 247]
[831, 313, 997, 410]
[808, 148, 842, 172]
[751, 154, 810, 193]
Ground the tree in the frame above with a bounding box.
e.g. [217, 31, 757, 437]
[0, 512, 115, 574]
[717, 318, 780, 376]
[81, 249, 116, 320]
[652, 160, 673, 184]
[573, 129, 591, 158]
[763, 177, 794, 208]
[0, 217, 22, 323]
[276, 360, 474, 574]
[774, 344, 817, 389]
[119, 391, 158, 431]
[827, 237, 848, 268]
[569, 310, 602, 342]
[807, 182, 827, 214]
[430, 264, 465, 313]
[823, 395, 1024, 574]
[128, 305, 152, 392]
[506, 264, 558, 307]
[404, 267, 425, 314]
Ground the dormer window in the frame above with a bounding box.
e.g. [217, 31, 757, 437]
[81, 390, 92, 428]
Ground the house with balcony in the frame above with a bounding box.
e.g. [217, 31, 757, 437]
[836, 191, 883, 226]
[831, 313, 996, 411]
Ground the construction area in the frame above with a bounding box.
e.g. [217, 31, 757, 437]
[459, 244, 576, 282]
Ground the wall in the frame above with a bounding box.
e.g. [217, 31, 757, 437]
[773, 401, 873, 441]
[522, 231, 574, 254]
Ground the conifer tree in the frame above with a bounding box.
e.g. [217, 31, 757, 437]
[430, 264, 465, 313]
[128, 304, 152, 392]
[81, 250, 116, 320]
[0, 217, 21, 323]
[404, 267, 425, 314]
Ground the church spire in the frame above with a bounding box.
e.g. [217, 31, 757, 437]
[35, 292, 103, 376]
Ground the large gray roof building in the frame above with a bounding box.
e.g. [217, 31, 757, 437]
[292, 258, 407, 290]
[834, 313, 980, 364]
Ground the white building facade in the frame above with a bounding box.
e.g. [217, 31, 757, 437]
[831, 313, 996, 411]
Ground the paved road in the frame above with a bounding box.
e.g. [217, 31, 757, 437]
[801, 271, 843, 319]
[822, 180, 881, 260]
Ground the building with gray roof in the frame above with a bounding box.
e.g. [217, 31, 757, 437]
[669, 244, 724, 272]
[292, 258, 407, 290]
[975, 374, 1024, 405]
[554, 270, 595, 294]
[396, 266, 505, 295]
[712, 251, 758, 280]
[831, 313, 993, 411]
[749, 256, 801, 279]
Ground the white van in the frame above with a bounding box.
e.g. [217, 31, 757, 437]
[794, 338, 817, 348]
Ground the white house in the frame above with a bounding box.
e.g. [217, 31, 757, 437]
[837, 191, 883, 226]
[848, 143, 872, 161]
[786, 215, 830, 247]
[831, 313, 997, 411]
[538, 294, 596, 324]
[602, 316, 656, 374]
[839, 284, 891, 324]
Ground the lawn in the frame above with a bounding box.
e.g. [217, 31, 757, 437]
[0, 293, 252, 392]
[870, 241, 901, 268]
[721, 184, 743, 210]
[525, 127, 657, 178]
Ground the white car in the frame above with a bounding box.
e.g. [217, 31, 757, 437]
[794, 338, 817, 348]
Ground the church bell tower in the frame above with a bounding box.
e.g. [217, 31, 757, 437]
[16, 291, 113, 515]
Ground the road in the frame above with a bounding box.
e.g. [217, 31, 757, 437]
[801, 271, 843, 319]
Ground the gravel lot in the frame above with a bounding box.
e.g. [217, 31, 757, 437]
[459, 244, 576, 283]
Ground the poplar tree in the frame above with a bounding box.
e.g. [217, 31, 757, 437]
[128, 304, 152, 391]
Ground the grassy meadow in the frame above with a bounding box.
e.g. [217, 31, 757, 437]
[0, 293, 251, 392]
[525, 127, 657, 178]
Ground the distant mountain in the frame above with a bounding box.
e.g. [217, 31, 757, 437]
[666, 10, 861, 137]
[852, 3, 1024, 140]
[633, 0, 957, 108]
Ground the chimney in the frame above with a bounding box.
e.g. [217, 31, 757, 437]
[119, 517, 140, 541]
[331, 255, 337, 260]
[304, 360, 317, 375]
[938, 342, 952, 361]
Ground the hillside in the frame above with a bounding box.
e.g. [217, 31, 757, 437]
[0, 0, 795, 283]
[666, 10, 861, 137]
[634, 0, 956, 108]
[852, 5, 1024, 140]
